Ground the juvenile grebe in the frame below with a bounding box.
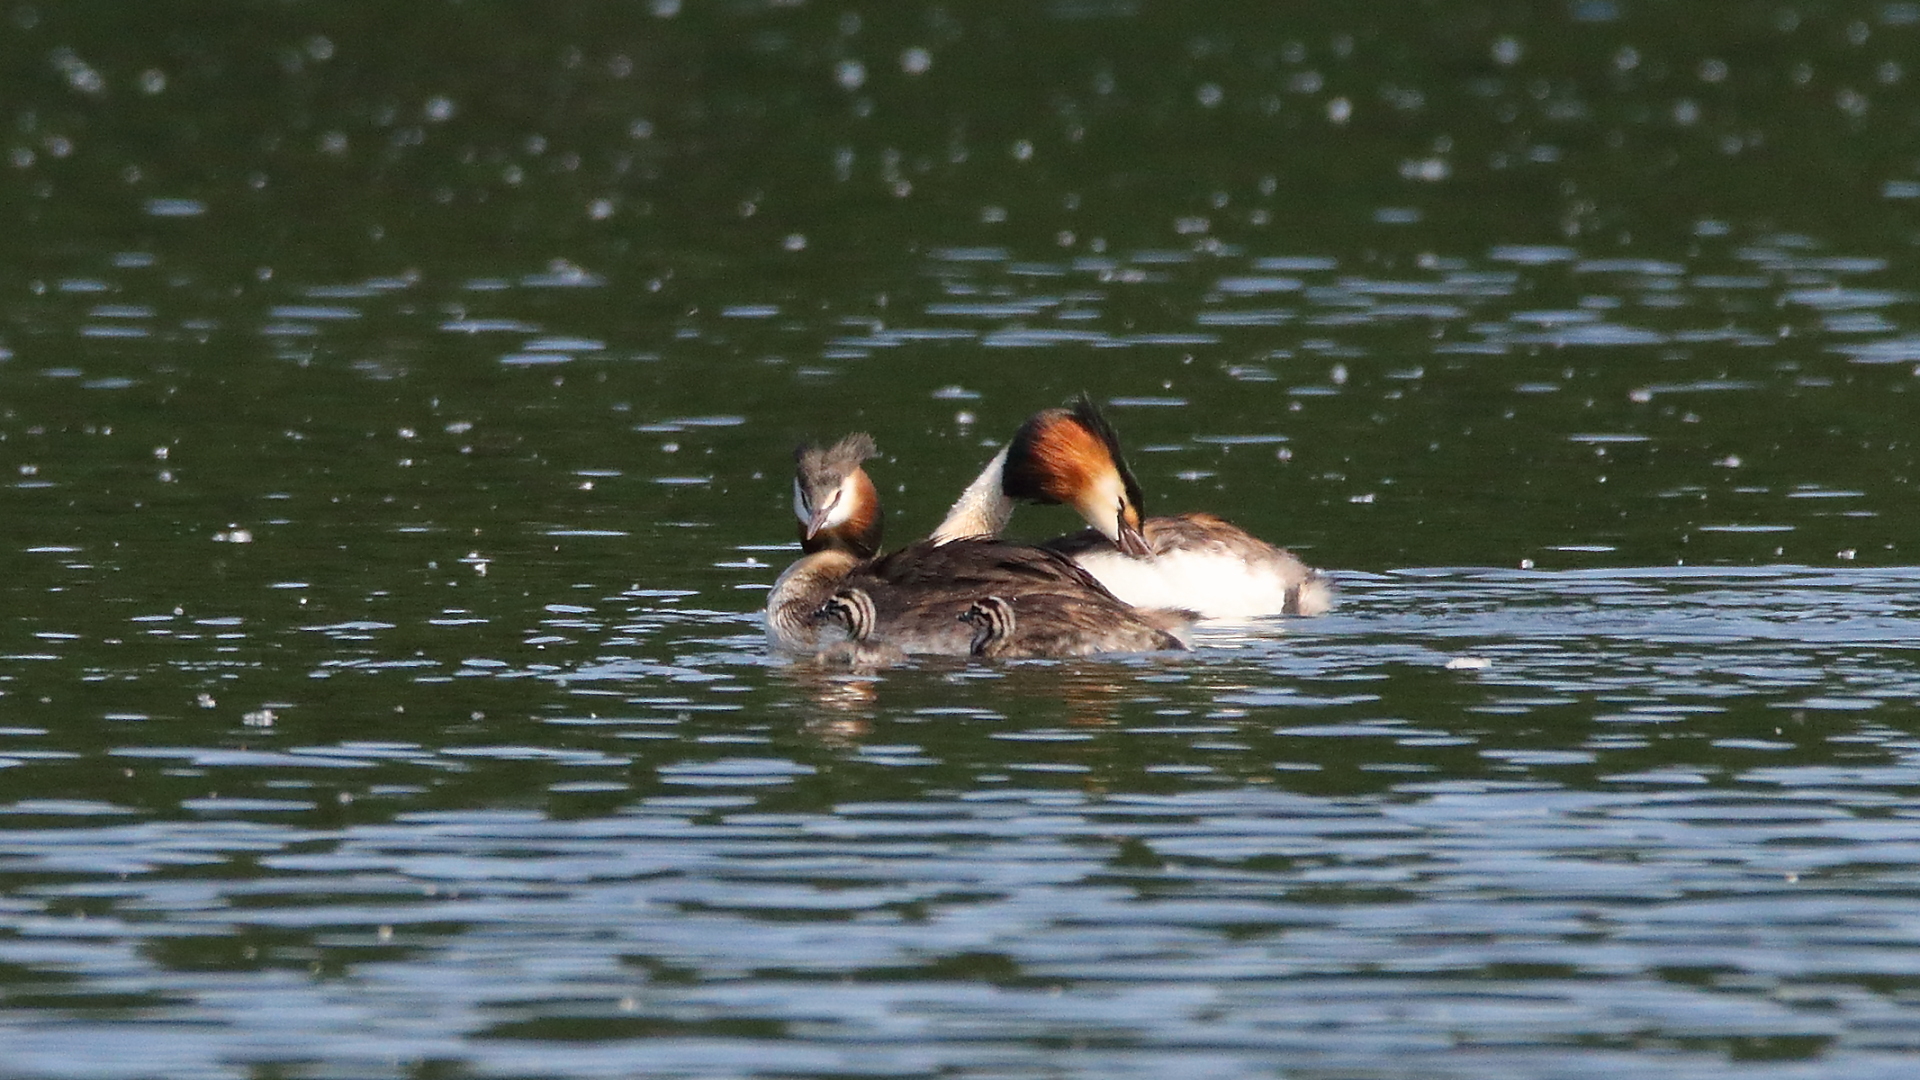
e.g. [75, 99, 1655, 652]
[956, 592, 1183, 659]
[813, 587, 908, 667]
[934, 395, 1332, 619]
[766, 434, 883, 651]
[770, 433, 1194, 657]
[959, 596, 1016, 658]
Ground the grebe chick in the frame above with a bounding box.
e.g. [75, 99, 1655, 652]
[959, 596, 1016, 658]
[840, 537, 1195, 656]
[813, 587, 907, 667]
[941, 395, 1332, 619]
[766, 433, 883, 651]
[955, 590, 1187, 659]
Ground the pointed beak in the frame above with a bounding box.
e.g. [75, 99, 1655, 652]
[804, 506, 833, 541]
[1116, 515, 1152, 557]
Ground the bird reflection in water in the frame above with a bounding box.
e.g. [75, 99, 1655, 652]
[773, 662, 883, 745]
[776, 651, 1178, 749]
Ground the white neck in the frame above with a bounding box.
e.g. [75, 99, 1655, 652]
[929, 445, 1012, 545]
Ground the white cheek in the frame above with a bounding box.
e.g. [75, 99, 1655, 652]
[1081, 476, 1127, 537]
[822, 477, 858, 529]
[792, 480, 810, 524]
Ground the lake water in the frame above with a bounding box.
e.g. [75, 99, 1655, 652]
[4, 4, 1920, 1077]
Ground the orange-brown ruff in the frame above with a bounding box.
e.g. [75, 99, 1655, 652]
[765, 434, 883, 652]
[1001, 398, 1151, 555]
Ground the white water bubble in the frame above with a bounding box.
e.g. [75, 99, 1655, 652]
[51, 48, 106, 96]
[145, 198, 206, 217]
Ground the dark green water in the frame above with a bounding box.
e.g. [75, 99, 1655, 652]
[5, 3, 1920, 1077]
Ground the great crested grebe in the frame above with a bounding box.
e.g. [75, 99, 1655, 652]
[932, 395, 1332, 620]
[769, 433, 1194, 658]
[766, 433, 884, 651]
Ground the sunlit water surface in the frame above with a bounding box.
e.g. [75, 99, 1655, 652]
[4, 569, 1920, 1078]
[7, 2, 1920, 1078]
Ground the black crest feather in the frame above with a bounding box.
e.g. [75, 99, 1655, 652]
[1065, 392, 1145, 516]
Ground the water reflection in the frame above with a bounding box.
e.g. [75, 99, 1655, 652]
[11, 0, 1920, 1075]
[5, 578, 1920, 1072]
[6, 210, 1920, 1069]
